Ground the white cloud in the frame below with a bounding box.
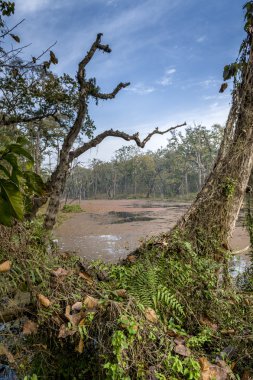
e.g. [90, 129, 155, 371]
[126, 83, 155, 95]
[15, 0, 50, 13]
[199, 79, 219, 87]
[106, 0, 119, 5]
[196, 35, 206, 43]
[157, 68, 176, 86]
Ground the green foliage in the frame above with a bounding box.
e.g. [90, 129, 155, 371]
[0, 138, 45, 226]
[64, 124, 223, 201]
[0, 1, 14, 16]
[221, 177, 236, 199]
[104, 330, 131, 380]
[61, 204, 83, 213]
[187, 328, 212, 348]
[164, 354, 201, 380]
[222, 1, 253, 87]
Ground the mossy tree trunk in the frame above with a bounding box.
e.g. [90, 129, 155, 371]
[174, 39, 253, 253]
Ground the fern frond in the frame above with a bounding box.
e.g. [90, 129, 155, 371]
[156, 285, 185, 318]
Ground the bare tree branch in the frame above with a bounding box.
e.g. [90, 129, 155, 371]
[90, 81, 130, 99]
[0, 19, 25, 39]
[77, 33, 111, 86]
[0, 110, 58, 127]
[70, 122, 187, 161]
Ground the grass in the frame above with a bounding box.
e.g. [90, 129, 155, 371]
[61, 204, 84, 213]
[0, 220, 252, 379]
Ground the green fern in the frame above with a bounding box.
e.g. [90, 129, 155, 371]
[125, 257, 184, 321]
[156, 285, 185, 318]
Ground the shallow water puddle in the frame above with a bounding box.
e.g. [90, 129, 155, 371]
[60, 234, 126, 262]
[56, 200, 251, 265]
[230, 253, 251, 276]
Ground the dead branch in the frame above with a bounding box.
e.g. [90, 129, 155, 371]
[0, 18, 25, 39]
[77, 33, 111, 86]
[70, 122, 186, 161]
[90, 82, 130, 99]
[0, 110, 57, 127]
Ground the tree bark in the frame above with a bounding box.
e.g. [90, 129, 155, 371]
[174, 48, 253, 253]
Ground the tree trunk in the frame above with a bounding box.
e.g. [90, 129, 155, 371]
[175, 53, 253, 253]
[44, 160, 69, 229]
[34, 127, 41, 175]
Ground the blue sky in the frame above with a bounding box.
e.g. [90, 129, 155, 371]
[13, 0, 245, 162]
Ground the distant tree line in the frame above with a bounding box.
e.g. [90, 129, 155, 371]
[64, 124, 223, 201]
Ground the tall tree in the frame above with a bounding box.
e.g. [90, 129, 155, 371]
[42, 33, 185, 229]
[174, 2, 253, 254]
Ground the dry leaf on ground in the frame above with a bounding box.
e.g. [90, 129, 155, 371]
[115, 289, 127, 298]
[37, 294, 51, 308]
[0, 344, 14, 363]
[79, 272, 94, 285]
[72, 301, 83, 312]
[145, 308, 158, 323]
[200, 316, 218, 331]
[23, 320, 38, 335]
[174, 344, 191, 357]
[65, 305, 85, 326]
[199, 357, 231, 380]
[52, 267, 69, 277]
[58, 324, 76, 339]
[75, 338, 84, 353]
[83, 295, 98, 309]
[127, 255, 137, 263]
[0, 260, 12, 272]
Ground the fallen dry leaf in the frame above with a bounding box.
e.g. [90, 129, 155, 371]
[52, 267, 69, 277]
[115, 289, 127, 298]
[75, 338, 84, 353]
[0, 260, 11, 273]
[241, 369, 253, 380]
[79, 318, 86, 327]
[145, 307, 158, 323]
[23, 320, 38, 335]
[0, 344, 14, 363]
[200, 316, 218, 331]
[72, 301, 83, 312]
[65, 305, 71, 320]
[220, 329, 235, 335]
[127, 255, 137, 263]
[79, 272, 94, 285]
[37, 294, 51, 308]
[174, 344, 191, 357]
[199, 357, 209, 372]
[199, 357, 231, 380]
[58, 324, 76, 339]
[174, 336, 185, 345]
[83, 295, 98, 309]
[65, 305, 85, 326]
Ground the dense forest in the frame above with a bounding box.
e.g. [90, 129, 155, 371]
[0, 1, 253, 380]
[64, 125, 222, 200]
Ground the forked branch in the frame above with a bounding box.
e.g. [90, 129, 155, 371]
[70, 122, 186, 161]
[77, 33, 111, 86]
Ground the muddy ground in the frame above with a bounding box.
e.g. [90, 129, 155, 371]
[55, 200, 251, 273]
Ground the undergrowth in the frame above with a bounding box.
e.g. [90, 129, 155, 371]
[0, 222, 253, 379]
[61, 204, 84, 213]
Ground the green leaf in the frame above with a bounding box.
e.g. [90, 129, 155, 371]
[49, 50, 58, 65]
[8, 144, 34, 162]
[24, 171, 45, 195]
[0, 178, 24, 220]
[3, 152, 18, 169]
[16, 136, 29, 146]
[219, 82, 228, 93]
[0, 164, 10, 178]
[10, 33, 20, 43]
[223, 65, 231, 81]
[0, 196, 13, 226]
